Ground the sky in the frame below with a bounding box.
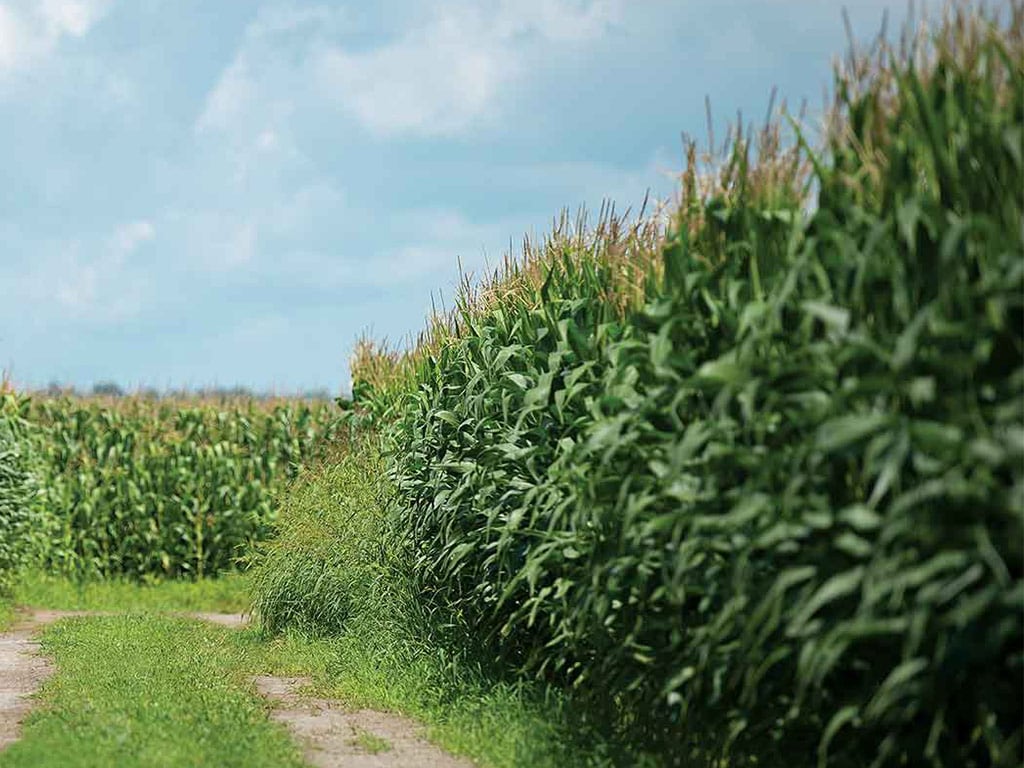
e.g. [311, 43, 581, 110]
[0, 0, 934, 394]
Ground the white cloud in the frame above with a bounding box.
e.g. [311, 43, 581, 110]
[50, 217, 151, 320]
[256, 129, 278, 151]
[244, 4, 341, 39]
[264, 181, 344, 237]
[110, 219, 155, 261]
[371, 244, 461, 284]
[174, 211, 258, 270]
[0, 217, 154, 325]
[508, 155, 678, 213]
[224, 220, 258, 267]
[53, 253, 97, 310]
[39, 0, 106, 37]
[0, 0, 109, 75]
[0, 6, 25, 72]
[194, 4, 348, 138]
[194, 55, 255, 133]
[195, 1, 621, 142]
[192, 4, 341, 192]
[494, 0, 621, 43]
[317, 9, 508, 138]
[276, 244, 458, 290]
[317, 0, 622, 137]
[193, 51, 305, 185]
[264, 204, 532, 292]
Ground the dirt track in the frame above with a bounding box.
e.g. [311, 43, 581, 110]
[0, 612, 57, 751]
[0, 610, 473, 766]
[254, 675, 473, 768]
[0, 610, 246, 753]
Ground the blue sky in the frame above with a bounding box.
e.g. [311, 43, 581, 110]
[1, 0, 926, 394]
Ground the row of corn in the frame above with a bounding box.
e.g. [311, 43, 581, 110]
[5, 394, 344, 579]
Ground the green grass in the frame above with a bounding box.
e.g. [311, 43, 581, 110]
[10, 571, 251, 613]
[0, 612, 617, 768]
[0, 615, 304, 768]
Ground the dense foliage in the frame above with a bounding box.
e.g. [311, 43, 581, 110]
[25, 396, 343, 579]
[355, 8, 1023, 767]
[0, 393, 43, 591]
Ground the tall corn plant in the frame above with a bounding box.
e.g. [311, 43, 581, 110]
[374, 4, 1022, 766]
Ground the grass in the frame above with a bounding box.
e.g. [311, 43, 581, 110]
[0, 615, 305, 768]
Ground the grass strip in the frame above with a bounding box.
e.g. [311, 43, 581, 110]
[249, 448, 654, 767]
[10, 572, 251, 614]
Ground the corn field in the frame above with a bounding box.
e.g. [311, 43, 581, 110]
[0, 392, 43, 590]
[353, 6, 1023, 767]
[18, 395, 344, 579]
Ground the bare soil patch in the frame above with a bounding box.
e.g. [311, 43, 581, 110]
[0, 613, 55, 751]
[254, 675, 474, 768]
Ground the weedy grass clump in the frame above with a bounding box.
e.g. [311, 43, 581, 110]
[350, 4, 1023, 766]
[248, 442, 409, 636]
[22, 394, 345, 579]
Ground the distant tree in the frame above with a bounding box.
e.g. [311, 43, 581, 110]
[91, 381, 124, 397]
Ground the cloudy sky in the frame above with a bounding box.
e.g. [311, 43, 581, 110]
[2, 0, 924, 393]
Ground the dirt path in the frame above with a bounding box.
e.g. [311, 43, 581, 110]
[0, 612, 56, 751]
[254, 676, 474, 768]
[0, 610, 473, 767]
[0, 609, 246, 753]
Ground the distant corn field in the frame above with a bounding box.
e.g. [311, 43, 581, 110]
[10, 392, 345, 579]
